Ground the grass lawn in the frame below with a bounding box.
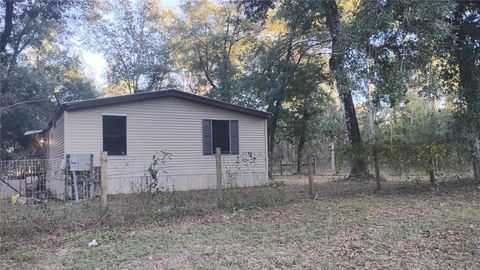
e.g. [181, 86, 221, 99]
[1, 178, 480, 269]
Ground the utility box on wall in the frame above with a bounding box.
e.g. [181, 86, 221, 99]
[69, 154, 91, 172]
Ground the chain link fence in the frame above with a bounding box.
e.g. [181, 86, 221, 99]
[0, 151, 269, 204]
[0, 159, 64, 204]
[271, 140, 474, 182]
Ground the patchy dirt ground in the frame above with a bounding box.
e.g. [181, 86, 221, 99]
[1, 178, 480, 269]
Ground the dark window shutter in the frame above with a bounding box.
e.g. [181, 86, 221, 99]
[230, 120, 239, 155]
[202, 119, 212, 155]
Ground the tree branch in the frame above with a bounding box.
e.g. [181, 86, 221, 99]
[0, 97, 50, 115]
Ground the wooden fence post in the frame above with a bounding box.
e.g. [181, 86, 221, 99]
[89, 154, 94, 198]
[280, 160, 283, 176]
[473, 160, 479, 183]
[331, 140, 337, 175]
[64, 154, 70, 201]
[308, 153, 314, 199]
[216, 147, 222, 206]
[100, 151, 108, 210]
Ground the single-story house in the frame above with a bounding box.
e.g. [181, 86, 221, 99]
[44, 89, 269, 197]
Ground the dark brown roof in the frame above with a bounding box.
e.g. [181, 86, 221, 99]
[47, 89, 269, 131]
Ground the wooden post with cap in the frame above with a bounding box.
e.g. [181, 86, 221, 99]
[216, 147, 222, 207]
[308, 153, 314, 199]
[100, 151, 108, 210]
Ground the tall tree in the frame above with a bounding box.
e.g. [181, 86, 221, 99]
[244, 0, 369, 176]
[344, 0, 454, 187]
[448, 0, 480, 181]
[0, 0, 95, 158]
[242, 10, 329, 176]
[173, 0, 257, 102]
[322, 0, 368, 176]
[0, 0, 13, 54]
[282, 64, 329, 173]
[1, 0, 81, 101]
[83, 0, 173, 94]
[1, 44, 96, 158]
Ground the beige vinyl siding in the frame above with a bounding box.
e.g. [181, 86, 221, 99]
[65, 97, 268, 194]
[47, 114, 64, 160]
[46, 114, 65, 197]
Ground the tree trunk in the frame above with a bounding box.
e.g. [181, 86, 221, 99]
[267, 38, 294, 178]
[267, 99, 283, 178]
[429, 156, 436, 187]
[373, 144, 381, 190]
[454, 1, 480, 185]
[368, 90, 382, 190]
[472, 159, 478, 182]
[331, 139, 337, 174]
[296, 96, 312, 174]
[308, 153, 314, 199]
[474, 137, 480, 183]
[324, 0, 368, 177]
[297, 135, 305, 174]
[367, 83, 381, 190]
[0, 0, 15, 161]
[0, 0, 14, 54]
[429, 168, 436, 187]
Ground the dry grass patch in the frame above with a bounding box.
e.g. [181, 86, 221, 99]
[1, 177, 479, 269]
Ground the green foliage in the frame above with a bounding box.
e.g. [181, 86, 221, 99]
[82, 0, 174, 94]
[337, 142, 373, 167]
[0, 50, 96, 158]
[384, 110, 451, 174]
[447, 1, 480, 144]
[307, 106, 345, 145]
[0, 1, 96, 158]
[344, 0, 455, 107]
[173, 0, 259, 102]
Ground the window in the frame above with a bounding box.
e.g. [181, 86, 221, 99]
[212, 120, 230, 154]
[103, 115, 127, 155]
[202, 119, 239, 155]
